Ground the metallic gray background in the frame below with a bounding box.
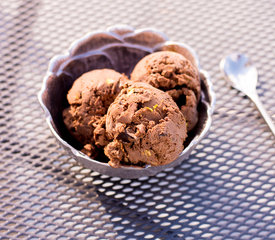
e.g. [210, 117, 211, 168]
[0, 0, 274, 239]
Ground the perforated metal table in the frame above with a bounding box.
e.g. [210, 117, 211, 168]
[0, 0, 274, 239]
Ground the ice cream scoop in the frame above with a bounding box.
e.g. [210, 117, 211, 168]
[63, 69, 128, 157]
[131, 51, 200, 131]
[104, 82, 187, 168]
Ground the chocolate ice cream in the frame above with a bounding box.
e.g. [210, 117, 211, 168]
[104, 82, 187, 168]
[131, 51, 200, 131]
[63, 69, 128, 157]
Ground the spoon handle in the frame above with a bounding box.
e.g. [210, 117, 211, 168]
[249, 93, 275, 137]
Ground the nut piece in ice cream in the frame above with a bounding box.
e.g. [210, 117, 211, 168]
[131, 51, 200, 131]
[63, 69, 128, 157]
[104, 82, 187, 168]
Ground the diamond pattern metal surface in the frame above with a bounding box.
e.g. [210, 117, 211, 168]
[0, 0, 274, 239]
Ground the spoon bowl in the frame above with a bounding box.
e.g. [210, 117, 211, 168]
[220, 53, 258, 97]
[220, 53, 275, 137]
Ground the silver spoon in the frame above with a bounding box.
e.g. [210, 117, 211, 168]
[220, 53, 275, 137]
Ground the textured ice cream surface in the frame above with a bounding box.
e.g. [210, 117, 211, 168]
[167, 87, 198, 131]
[104, 82, 187, 168]
[63, 68, 128, 157]
[131, 51, 201, 131]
